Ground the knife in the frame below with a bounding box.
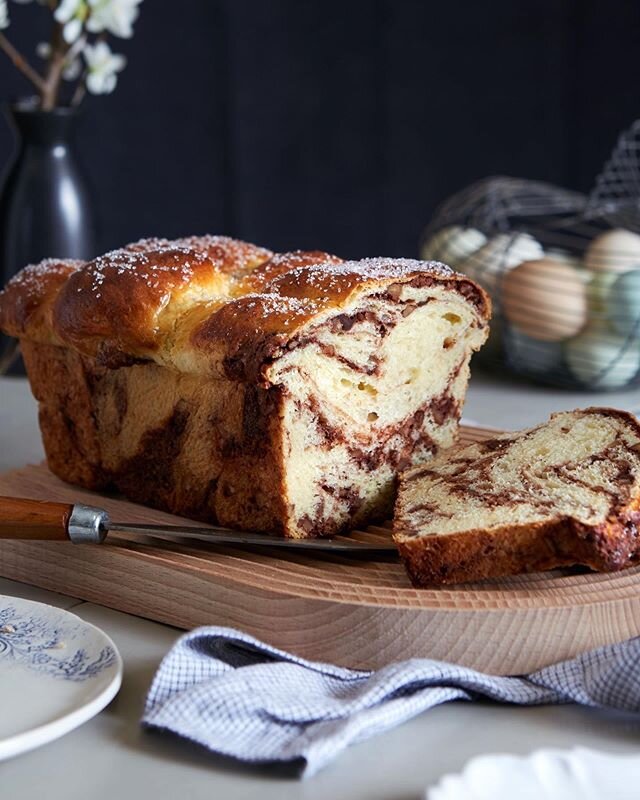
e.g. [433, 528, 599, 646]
[0, 496, 397, 555]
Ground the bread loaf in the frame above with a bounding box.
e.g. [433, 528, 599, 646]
[0, 235, 489, 538]
[394, 408, 640, 584]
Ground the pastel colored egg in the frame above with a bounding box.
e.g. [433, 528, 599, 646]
[587, 270, 619, 318]
[501, 258, 587, 342]
[605, 269, 640, 339]
[546, 249, 590, 284]
[565, 327, 640, 389]
[460, 232, 544, 294]
[584, 229, 640, 274]
[421, 226, 487, 267]
[505, 328, 564, 375]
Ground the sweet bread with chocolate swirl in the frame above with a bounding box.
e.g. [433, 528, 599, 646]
[394, 408, 640, 584]
[0, 235, 489, 538]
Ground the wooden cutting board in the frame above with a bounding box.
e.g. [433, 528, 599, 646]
[1, 423, 639, 675]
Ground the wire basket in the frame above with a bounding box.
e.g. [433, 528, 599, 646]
[421, 121, 640, 391]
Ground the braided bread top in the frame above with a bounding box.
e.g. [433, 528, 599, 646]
[0, 234, 490, 382]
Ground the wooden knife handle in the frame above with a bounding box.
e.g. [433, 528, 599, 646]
[0, 496, 73, 540]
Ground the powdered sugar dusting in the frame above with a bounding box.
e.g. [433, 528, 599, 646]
[9, 258, 84, 281]
[211, 254, 460, 324]
[234, 292, 316, 315]
[348, 257, 454, 277]
[69, 236, 275, 297]
[4, 258, 84, 295]
[77, 245, 210, 295]
[208, 256, 458, 328]
[286, 257, 454, 283]
[127, 235, 272, 271]
[260, 257, 458, 306]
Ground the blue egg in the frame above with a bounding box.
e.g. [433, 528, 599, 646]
[606, 269, 640, 339]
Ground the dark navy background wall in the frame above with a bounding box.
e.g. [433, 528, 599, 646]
[1, 0, 638, 259]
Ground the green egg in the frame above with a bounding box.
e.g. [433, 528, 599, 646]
[606, 269, 640, 338]
[587, 270, 618, 314]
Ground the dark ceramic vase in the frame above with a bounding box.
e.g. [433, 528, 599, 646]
[0, 100, 97, 373]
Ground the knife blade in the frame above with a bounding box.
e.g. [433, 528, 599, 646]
[111, 522, 397, 554]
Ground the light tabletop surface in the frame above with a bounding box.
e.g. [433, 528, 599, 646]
[1, 371, 640, 799]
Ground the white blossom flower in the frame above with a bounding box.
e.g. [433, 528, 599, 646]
[86, 0, 141, 39]
[54, 0, 88, 44]
[36, 40, 83, 80]
[0, 0, 9, 30]
[83, 40, 125, 94]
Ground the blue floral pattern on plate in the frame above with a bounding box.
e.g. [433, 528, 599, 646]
[0, 604, 116, 681]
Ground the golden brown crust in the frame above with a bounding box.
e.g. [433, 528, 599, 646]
[21, 340, 106, 487]
[0, 258, 85, 342]
[126, 235, 272, 274]
[238, 250, 344, 292]
[396, 497, 640, 586]
[51, 236, 273, 364]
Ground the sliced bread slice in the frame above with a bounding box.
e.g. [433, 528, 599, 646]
[393, 408, 640, 586]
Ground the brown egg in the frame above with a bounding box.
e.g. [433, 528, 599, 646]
[501, 258, 587, 342]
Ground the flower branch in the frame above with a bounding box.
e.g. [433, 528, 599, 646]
[41, 20, 69, 110]
[0, 32, 46, 93]
[0, 0, 141, 110]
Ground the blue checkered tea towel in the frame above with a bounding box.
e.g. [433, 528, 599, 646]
[142, 627, 640, 777]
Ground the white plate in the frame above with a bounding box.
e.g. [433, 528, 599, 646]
[0, 594, 123, 760]
[427, 747, 640, 800]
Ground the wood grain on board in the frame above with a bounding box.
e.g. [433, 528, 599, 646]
[1, 424, 639, 675]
